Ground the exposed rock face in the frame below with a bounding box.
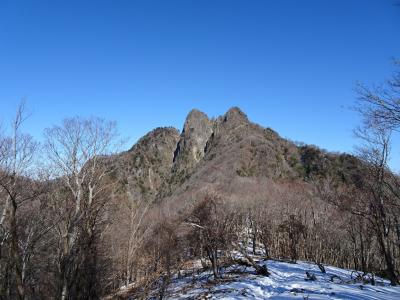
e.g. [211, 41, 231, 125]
[164, 107, 299, 202]
[107, 107, 363, 204]
[172, 109, 213, 179]
[109, 127, 180, 201]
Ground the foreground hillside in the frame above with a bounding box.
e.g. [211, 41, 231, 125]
[165, 259, 400, 300]
[100, 107, 400, 298]
[114, 244, 400, 300]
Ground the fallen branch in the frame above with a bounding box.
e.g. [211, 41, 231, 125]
[316, 262, 326, 273]
[231, 242, 270, 276]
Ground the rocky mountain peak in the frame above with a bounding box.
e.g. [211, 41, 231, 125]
[129, 127, 180, 152]
[107, 106, 363, 203]
[183, 109, 211, 134]
[223, 106, 248, 124]
[105, 126, 180, 201]
[172, 109, 214, 176]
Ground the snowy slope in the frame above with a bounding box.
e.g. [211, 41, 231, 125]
[164, 259, 400, 299]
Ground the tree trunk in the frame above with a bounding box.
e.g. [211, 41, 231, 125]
[264, 243, 269, 259]
[377, 229, 398, 285]
[252, 231, 257, 255]
[206, 248, 219, 279]
[61, 279, 68, 300]
[10, 202, 25, 300]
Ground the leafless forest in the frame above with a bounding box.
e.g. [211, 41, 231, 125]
[1, 67, 400, 299]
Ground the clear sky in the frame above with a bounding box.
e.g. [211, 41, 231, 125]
[1, 0, 400, 169]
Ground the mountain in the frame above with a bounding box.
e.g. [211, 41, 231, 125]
[56, 106, 386, 299]
[107, 107, 363, 206]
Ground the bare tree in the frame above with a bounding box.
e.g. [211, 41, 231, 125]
[44, 117, 120, 299]
[356, 62, 400, 131]
[124, 194, 150, 287]
[353, 64, 400, 284]
[278, 214, 306, 262]
[185, 192, 238, 279]
[0, 102, 40, 299]
[355, 124, 399, 285]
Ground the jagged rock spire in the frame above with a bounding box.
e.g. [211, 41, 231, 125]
[172, 109, 214, 174]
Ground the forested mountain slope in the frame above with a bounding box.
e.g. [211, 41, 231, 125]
[2, 107, 398, 299]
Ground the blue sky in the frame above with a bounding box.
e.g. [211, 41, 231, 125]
[1, 0, 400, 169]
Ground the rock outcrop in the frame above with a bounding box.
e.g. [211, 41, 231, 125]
[109, 127, 180, 200]
[171, 109, 214, 181]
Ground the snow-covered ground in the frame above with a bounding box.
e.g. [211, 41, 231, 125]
[163, 259, 400, 299]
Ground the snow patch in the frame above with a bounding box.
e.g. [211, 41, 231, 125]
[164, 260, 400, 299]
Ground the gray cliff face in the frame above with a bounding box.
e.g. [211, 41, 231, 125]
[172, 109, 214, 176]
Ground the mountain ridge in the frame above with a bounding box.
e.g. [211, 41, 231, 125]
[107, 107, 363, 206]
